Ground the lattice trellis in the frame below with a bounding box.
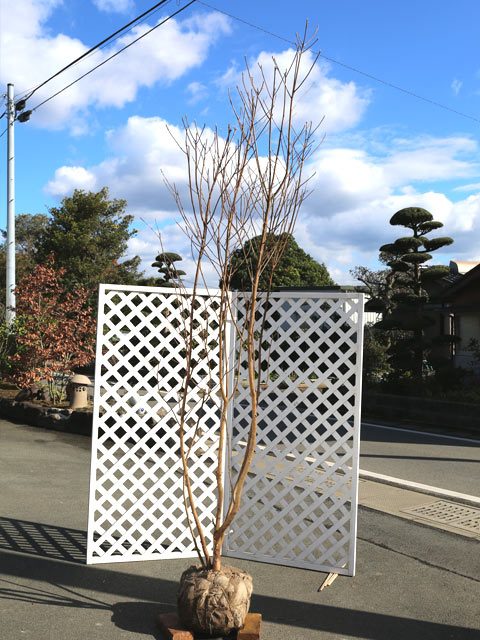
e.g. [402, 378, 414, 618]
[224, 292, 364, 575]
[87, 285, 227, 564]
[87, 285, 363, 575]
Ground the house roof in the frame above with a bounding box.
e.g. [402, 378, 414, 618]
[440, 262, 480, 301]
[449, 260, 480, 275]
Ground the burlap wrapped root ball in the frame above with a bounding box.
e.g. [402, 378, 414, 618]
[177, 565, 253, 636]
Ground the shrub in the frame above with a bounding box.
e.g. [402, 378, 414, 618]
[362, 324, 391, 384]
[0, 317, 25, 378]
[6, 256, 96, 404]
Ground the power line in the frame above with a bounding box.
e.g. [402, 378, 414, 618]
[17, 1, 175, 103]
[198, 1, 480, 126]
[19, 0, 173, 104]
[17, 2, 174, 103]
[31, 0, 197, 115]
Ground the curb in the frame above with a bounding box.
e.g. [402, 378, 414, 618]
[359, 468, 480, 508]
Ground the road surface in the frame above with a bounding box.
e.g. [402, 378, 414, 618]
[359, 421, 480, 497]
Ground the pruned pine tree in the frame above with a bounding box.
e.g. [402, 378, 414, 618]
[151, 252, 186, 287]
[377, 207, 453, 378]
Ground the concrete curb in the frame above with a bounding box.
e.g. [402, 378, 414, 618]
[359, 468, 480, 508]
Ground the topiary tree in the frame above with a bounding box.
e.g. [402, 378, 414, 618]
[228, 234, 335, 290]
[151, 252, 186, 287]
[377, 207, 453, 378]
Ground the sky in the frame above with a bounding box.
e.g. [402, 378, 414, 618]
[1, 0, 480, 286]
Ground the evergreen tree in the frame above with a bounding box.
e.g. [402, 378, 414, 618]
[35, 188, 142, 297]
[0, 214, 50, 306]
[377, 207, 453, 378]
[137, 252, 187, 288]
[151, 252, 186, 287]
[228, 234, 335, 290]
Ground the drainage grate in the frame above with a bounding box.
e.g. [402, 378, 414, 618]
[402, 500, 480, 534]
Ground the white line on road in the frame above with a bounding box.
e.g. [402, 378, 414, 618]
[359, 468, 480, 507]
[361, 421, 480, 444]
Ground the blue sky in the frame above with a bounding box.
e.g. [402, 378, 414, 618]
[1, 0, 480, 285]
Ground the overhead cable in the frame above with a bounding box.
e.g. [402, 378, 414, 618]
[20, 0, 173, 103]
[31, 0, 197, 114]
[198, 1, 480, 125]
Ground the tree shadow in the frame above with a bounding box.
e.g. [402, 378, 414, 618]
[0, 577, 169, 638]
[0, 518, 478, 639]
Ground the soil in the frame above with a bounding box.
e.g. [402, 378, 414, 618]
[0, 384, 19, 399]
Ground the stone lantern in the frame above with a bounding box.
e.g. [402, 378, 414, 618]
[69, 374, 91, 410]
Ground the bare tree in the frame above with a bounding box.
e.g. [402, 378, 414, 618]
[162, 27, 322, 637]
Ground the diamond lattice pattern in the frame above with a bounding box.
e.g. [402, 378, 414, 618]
[87, 286, 225, 563]
[225, 293, 363, 575]
[88, 287, 363, 574]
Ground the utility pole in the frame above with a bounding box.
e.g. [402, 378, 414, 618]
[6, 83, 16, 323]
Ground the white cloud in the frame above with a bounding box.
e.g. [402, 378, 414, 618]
[451, 78, 463, 95]
[305, 148, 387, 216]
[186, 81, 208, 104]
[290, 134, 480, 273]
[45, 166, 97, 195]
[0, 1, 231, 132]
[449, 194, 480, 234]
[454, 182, 480, 192]
[128, 222, 222, 289]
[93, 0, 133, 13]
[1, 0, 61, 40]
[45, 117, 480, 285]
[221, 48, 370, 134]
[382, 136, 477, 185]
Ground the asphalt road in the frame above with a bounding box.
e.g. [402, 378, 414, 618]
[359, 422, 480, 497]
[1, 418, 479, 640]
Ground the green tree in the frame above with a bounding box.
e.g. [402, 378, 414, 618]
[228, 234, 335, 290]
[1, 213, 49, 257]
[377, 207, 453, 378]
[0, 214, 50, 309]
[362, 324, 391, 384]
[152, 252, 186, 287]
[35, 188, 142, 296]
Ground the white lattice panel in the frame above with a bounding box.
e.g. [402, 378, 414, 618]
[225, 292, 364, 575]
[87, 285, 227, 564]
[87, 286, 363, 575]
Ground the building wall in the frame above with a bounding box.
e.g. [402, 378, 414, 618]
[364, 311, 382, 325]
[454, 312, 480, 372]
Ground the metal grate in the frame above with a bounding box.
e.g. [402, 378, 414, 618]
[402, 501, 480, 534]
